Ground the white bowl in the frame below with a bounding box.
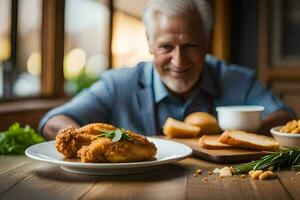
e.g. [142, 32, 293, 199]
[270, 126, 300, 147]
[216, 105, 265, 132]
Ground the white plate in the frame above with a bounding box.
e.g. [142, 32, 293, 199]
[25, 137, 192, 175]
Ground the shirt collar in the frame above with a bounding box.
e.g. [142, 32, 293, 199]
[153, 68, 169, 103]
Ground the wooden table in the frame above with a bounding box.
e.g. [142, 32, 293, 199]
[1, 155, 300, 200]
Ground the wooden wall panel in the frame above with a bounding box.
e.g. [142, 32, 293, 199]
[211, 0, 231, 62]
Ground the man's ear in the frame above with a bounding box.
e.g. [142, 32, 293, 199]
[146, 32, 154, 54]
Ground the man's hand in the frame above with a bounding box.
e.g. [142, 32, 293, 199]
[259, 110, 293, 135]
[42, 115, 80, 140]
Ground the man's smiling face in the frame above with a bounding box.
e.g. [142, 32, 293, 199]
[149, 12, 208, 98]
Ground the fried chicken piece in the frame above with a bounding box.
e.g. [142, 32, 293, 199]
[55, 127, 94, 158]
[55, 123, 115, 158]
[78, 131, 157, 163]
[55, 123, 157, 163]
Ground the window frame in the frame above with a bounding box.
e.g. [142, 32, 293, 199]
[41, 0, 65, 98]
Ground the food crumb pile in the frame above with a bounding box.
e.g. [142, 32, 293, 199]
[193, 166, 300, 182]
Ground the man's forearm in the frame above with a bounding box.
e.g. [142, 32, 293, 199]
[42, 115, 80, 140]
[259, 109, 293, 135]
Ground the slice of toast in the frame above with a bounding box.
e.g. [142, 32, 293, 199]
[198, 135, 232, 149]
[219, 130, 279, 151]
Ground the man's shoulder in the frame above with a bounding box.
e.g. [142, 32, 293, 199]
[205, 54, 257, 100]
[88, 61, 153, 95]
[206, 54, 255, 79]
[102, 61, 152, 82]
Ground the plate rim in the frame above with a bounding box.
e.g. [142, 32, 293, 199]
[25, 137, 193, 169]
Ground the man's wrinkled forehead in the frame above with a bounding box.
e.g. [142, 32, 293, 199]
[153, 13, 206, 42]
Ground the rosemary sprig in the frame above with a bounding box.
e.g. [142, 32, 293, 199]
[96, 128, 132, 142]
[234, 148, 300, 174]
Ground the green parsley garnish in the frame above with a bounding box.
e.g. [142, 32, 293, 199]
[96, 128, 131, 142]
[234, 148, 300, 174]
[0, 123, 44, 154]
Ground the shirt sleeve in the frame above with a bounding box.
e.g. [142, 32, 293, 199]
[38, 72, 115, 134]
[244, 79, 295, 118]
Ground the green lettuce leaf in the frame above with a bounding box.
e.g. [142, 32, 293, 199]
[0, 123, 44, 154]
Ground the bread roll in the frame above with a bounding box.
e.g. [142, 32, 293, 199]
[163, 117, 201, 138]
[184, 112, 221, 134]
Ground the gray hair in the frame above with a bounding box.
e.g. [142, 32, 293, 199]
[142, 0, 215, 44]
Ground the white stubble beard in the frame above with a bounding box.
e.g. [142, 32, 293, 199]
[160, 72, 200, 95]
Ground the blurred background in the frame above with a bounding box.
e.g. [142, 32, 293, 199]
[0, 0, 299, 129]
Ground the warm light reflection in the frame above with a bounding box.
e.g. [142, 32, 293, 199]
[27, 51, 41, 76]
[112, 11, 153, 68]
[0, 38, 11, 61]
[85, 54, 108, 78]
[64, 48, 86, 79]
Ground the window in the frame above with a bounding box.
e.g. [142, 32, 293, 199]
[15, 0, 42, 97]
[64, 0, 152, 94]
[0, 0, 42, 99]
[64, 0, 111, 95]
[112, 0, 152, 68]
[1, 0, 154, 102]
[0, 0, 11, 98]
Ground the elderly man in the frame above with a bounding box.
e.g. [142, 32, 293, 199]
[39, 0, 294, 140]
